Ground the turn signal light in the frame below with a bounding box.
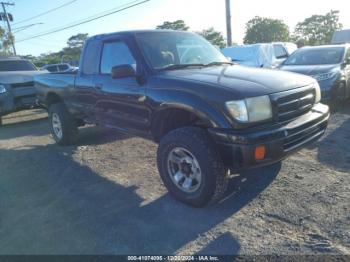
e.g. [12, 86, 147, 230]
[255, 145, 266, 160]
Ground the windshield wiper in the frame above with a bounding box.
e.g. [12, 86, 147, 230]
[204, 61, 234, 67]
[160, 61, 233, 71]
[160, 64, 205, 70]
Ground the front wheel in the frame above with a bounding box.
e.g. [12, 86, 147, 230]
[49, 103, 78, 145]
[157, 127, 228, 207]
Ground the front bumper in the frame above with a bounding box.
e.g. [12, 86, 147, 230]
[209, 103, 330, 171]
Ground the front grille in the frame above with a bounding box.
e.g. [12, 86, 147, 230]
[271, 86, 316, 124]
[283, 120, 327, 152]
[10, 81, 34, 88]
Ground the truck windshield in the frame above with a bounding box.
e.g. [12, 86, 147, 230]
[0, 60, 37, 72]
[284, 47, 345, 65]
[135, 32, 228, 70]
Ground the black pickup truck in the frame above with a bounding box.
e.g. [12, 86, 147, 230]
[35, 30, 330, 207]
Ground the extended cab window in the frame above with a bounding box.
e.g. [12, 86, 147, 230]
[100, 41, 136, 74]
[81, 39, 100, 75]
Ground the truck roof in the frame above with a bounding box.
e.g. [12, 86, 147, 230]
[87, 29, 192, 41]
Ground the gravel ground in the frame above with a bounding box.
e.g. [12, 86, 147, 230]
[0, 106, 349, 255]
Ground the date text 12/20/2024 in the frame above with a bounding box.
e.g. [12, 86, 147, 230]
[127, 256, 219, 261]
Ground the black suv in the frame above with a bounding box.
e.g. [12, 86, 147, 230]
[280, 44, 350, 102]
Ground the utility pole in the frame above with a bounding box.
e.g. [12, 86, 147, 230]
[1, 2, 16, 55]
[225, 0, 232, 47]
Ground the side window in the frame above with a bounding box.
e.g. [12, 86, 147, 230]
[58, 64, 69, 71]
[100, 41, 136, 74]
[274, 45, 288, 59]
[47, 66, 57, 72]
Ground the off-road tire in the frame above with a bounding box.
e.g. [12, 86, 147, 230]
[157, 127, 228, 207]
[49, 103, 78, 145]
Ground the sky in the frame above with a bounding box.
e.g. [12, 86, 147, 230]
[6, 0, 350, 56]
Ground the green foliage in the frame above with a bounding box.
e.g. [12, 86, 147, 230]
[33, 53, 62, 68]
[31, 33, 88, 67]
[0, 26, 14, 56]
[293, 10, 343, 45]
[61, 33, 89, 62]
[244, 16, 290, 44]
[156, 20, 189, 31]
[198, 27, 226, 48]
[67, 33, 88, 48]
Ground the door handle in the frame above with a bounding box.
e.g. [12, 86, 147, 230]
[95, 83, 103, 90]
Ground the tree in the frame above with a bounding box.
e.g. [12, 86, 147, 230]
[293, 10, 343, 45]
[62, 33, 89, 62]
[156, 20, 189, 31]
[244, 16, 290, 44]
[0, 27, 14, 55]
[30, 33, 88, 67]
[198, 27, 226, 48]
[67, 33, 88, 49]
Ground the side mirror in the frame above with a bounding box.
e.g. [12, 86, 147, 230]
[111, 64, 135, 79]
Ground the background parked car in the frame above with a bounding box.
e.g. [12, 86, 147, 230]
[279, 44, 350, 102]
[41, 63, 77, 73]
[221, 42, 297, 68]
[332, 29, 350, 44]
[0, 57, 45, 125]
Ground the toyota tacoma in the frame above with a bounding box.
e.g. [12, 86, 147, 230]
[35, 30, 330, 207]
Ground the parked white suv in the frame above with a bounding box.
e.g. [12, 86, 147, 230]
[41, 63, 77, 73]
[222, 42, 297, 68]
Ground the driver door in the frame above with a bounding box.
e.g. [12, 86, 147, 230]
[95, 38, 150, 134]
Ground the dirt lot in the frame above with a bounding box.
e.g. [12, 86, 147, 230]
[0, 106, 349, 255]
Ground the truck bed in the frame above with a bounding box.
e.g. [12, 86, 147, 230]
[34, 72, 77, 107]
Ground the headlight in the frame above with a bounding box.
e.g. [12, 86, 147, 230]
[313, 81, 321, 103]
[0, 84, 6, 94]
[311, 72, 337, 82]
[226, 95, 273, 123]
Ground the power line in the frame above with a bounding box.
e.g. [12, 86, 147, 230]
[12, 22, 43, 33]
[17, 0, 140, 37]
[13, 0, 77, 26]
[16, 0, 150, 43]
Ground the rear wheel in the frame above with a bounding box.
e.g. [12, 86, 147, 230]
[157, 127, 228, 207]
[49, 103, 78, 145]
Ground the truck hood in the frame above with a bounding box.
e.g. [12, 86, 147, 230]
[0, 71, 46, 84]
[279, 64, 340, 76]
[160, 65, 315, 98]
